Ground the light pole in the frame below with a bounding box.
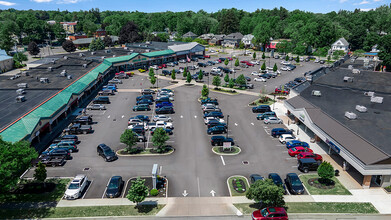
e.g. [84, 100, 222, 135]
[226, 115, 230, 138]
[156, 69, 159, 89]
[143, 120, 146, 150]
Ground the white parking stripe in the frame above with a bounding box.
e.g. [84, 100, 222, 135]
[102, 178, 111, 199]
[220, 155, 226, 166]
[82, 180, 93, 199]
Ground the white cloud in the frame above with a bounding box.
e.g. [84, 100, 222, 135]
[360, 8, 374, 11]
[57, 0, 82, 3]
[339, 0, 348, 3]
[32, 0, 53, 2]
[358, 0, 370, 5]
[0, 0, 15, 6]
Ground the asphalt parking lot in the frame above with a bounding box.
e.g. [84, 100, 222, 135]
[24, 52, 320, 198]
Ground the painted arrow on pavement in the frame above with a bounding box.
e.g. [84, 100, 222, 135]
[182, 190, 188, 197]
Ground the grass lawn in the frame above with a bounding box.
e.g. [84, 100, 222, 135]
[299, 174, 351, 195]
[234, 202, 378, 215]
[228, 176, 249, 197]
[0, 178, 70, 203]
[0, 205, 164, 219]
[117, 148, 174, 156]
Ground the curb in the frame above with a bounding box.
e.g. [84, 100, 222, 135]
[116, 148, 175, 157]
[210, 89, 239, 96]
[226, 175, 250, 197]
[128, 175, 169, 199]
[212, 146, 241, 156]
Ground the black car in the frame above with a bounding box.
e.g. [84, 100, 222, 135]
[155, 106, 175, 114]
[207, 120, 227, 129]
[298, 158, 321, 173]
[93, 96, 110, 104]
[53, 135, 79, 144]
[305, 57, 310, 62]
[207, 125, 227, 135]
[252, 105, 271, 113]
[136, 99, 153, 105]
[204, 111, 224, 118]
[97, 144, 118, 162]
[287, 64, 296, 70]
[294, 77, 306, 83]
[141, 89, 155, 95]
[319, 60, 326, 64]
[150, 127, 173, 135]
[161, 70, 170, 76]
[132, 115, 150, 122]
[136, 94, 154, 101]
[260, 74, 271, 79]
[73, 116, 93, 125]
[211, 136, 234, 146]
[173, 61, 178, 65]
[198, 62, 207, 67]
[105, 176, 124, 198]
[268, 173, 286, 193]
[250, 174, 264, 184]
[285, 173, 305, 195]
[41, 148, 71, 160]
[132, 125, 145, 134]
[191, 57, 198, 62]
[207, 61, 215, 66]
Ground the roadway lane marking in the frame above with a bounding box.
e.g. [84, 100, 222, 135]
[102, 178, 111, 199]
[197, 177, 201, 197]
[234, 123, 238, 126]
[264, 129, 270, 134]
[180, 115, 183, 118]
[159, 166, 163, 175]
[276, 144, 285, 147]
[82, 180, 93, 199]
[194, 115, 197, 118]
[282, 151, 288, 153]
[264, 126, 268, 128]
[292, 165, 299, 168]
[182, 190, 188, 197]
[122, 178, 132, 198]
[108, 115, 111, 118]
[286, 158, 296, 160]
[251, 123, 254, 125]
[220, 155, 226, 166]
[121, 115, 125, 118]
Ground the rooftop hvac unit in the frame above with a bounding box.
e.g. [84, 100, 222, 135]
[16, 89, 25, 95]
[60, 70, 67, 77]
[364, 91, 375, 97]
[371, 96, 383, 104]
[124, 47, 128, 50]
[352, 69, 360, 74]
[67, 75, 72, 80]
[17, 83, 28, 88]
[105, 50, 111, 53]
[348, 65, 353, 70]
[343, 76, 353, 82]
[63, 56, 68, 60]
[48, 67, 53, 71]
[82, 64, 87, 68]
[356, 105, 367, 112]
[345, 112, 357, 120]
[91, 52, 95, 55]
[16, 96, 26, 103]
[112, 55, 116, 57]
[311, 90, 321, 97]
[127, 52, 132, 55]
[101, 56, 106, 59]
[40, 78, 49, 83]
[79, 53, 85, 57]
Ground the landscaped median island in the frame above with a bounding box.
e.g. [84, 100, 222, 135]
[227, 176, 250, 196]
[0, 205, 164, 219]
[117, 146, 174, 156]
[212, 146, 241, 155]
[299, 174, 351, 195]
[248, 96, 276, 106]
[234, 202, 378, 215]
[211, 87, 238, 95]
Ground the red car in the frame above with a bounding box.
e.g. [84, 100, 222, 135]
[240, 60, 247, 63]
[275, 88, 290, 95]
[226, 57, 233, 61]
[216, 59, 222, 63]
[204, 55, 210, 58]
[252, 207, 288, 220]
[158, 65, 163, 69]
[297, 152, 322, 161]
[162, 64, 167, 68]
[246, 62, 254, 66]
[288, 146, 313, 157]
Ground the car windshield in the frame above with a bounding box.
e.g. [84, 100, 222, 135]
[291, 176, 302, 186]
[68, 183, 80, 189]
[261, 209, 269, 217]
[104, 149, 113, 154]
[107, 180, 119, 189]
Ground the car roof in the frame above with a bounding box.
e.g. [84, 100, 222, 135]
[287, 173, 298, 177]
[299, 158, 317, 163]
[211, 136, 225, 139]
[74, 174, 86, 180]
[267, 207, 286, 213]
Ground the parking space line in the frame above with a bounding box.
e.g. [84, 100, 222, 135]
[102, 178, 111, 199]
[276, 144, 285, 147]
[197, 177, 201, 197]
[82, 180, 93, 199]
[220, 155, 226, 166]
[251, 123, 254, 125]
[122, 178, 131, 198]
[159, 166, 163, 175]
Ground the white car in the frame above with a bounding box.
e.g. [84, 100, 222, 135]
[87, 104, 106, 110]
[259, 69, 268, 73]
[128, 123, 143, 129]
[193, 65, 199, 69]
[166, 62, 175, 67]
[250, 61, 259, 65]
[158, 91, 174, 96]
[251, 71, 259, 76]
[281, 61, 291, 65]
[150, 65, 159, 70]
[128, 118, 143, 125]
[156, 121, 174, 129]
[179, 59, 187, 63]
[314, 59, 320, 63]
[279, 134, 299, 144]
[299, 57, 304, 62]
[266, 66, 274, 70]
[204, 117, 225, 124]
[230, 68, 236, 73]
[254, 77, 266, 82]
[64, 174, 88, 200]
[211, 67, 221, 72]
[280, 66, 289, 71]
[153, 115, 172, 122]
[202, 103, 218, 110]
[157, 95, 174, 101]
[264, 117, 283, 124]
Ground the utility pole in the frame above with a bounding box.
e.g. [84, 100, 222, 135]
[226, 115, 230, 138]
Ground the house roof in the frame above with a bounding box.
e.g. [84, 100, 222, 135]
[242, 34, 254, 41]
[168, 42, 201, 52]
[0, 50, 12, 62]
[142, 49, 174, 57]
[183, 31, 197, 38]
[225, 32, 243, 40]
[213, 35, 226, 40]
[73, 38, 94, 45]
[332, 37, 349, 46]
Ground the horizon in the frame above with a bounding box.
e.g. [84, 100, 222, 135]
[0, 0, 388, 13]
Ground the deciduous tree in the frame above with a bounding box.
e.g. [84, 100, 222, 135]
[27, 41, 40, 56]
[127, 177, 148, 206]
[246, 179, 285, 207]
[119, 21, 141, 44]
[212, 76, 221, 88]
[34, 161, 47, 183]
[120, 129, 138, 153]
[62, 40, 76, 53]
[201, 84, 209, 97]
[152, 127, 170, 148]
[235, 74, 246, 86]
[317, 161, 335, 183]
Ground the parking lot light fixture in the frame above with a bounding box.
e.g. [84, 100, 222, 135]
[226, 115, 230, 138]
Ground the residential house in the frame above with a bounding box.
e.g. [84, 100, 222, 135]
[94, 28, 106, 38]
[199, 33, 214, 43]
[182, 31, 198, 40]
[0, 50, 14, 73]
[209, 34, 225, 46]
[46, 20, 56, 25]
[223, 32, 243, 47]
[242, 34, 254, 48]
[73, 36, 119, 48]
[169, 32, 178, 41]
[60, 21, 78, 34]
[331, 37, 349, 53]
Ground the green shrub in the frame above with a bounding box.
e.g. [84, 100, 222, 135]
[150, 189, 159, 196]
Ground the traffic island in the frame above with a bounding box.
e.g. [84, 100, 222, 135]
[212, 146, 241, 155]
[227, 175, 250, 197]
[117, 147, 175, 157]
[127, 176, 167, 198]
[169, 81, 178, 84]
[299, 174, 351, 195]
[211, 87, 238, 95]
[248, 96, 276, 106]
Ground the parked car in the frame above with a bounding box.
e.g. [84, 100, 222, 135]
[130, 115, 150, 122]
[133, 104, 151, 111]
[156, 97, 170, 103]
[204, 111, 224, 118]
[32, 155, 66, 167]
[319, 60, 326, 64]
[73, 116, 93, 125]
[297, 152, 323, 161]
[153, 115, 172, 122]
[268, 173, 286, 193]
[108, 79, 122, 84]
[286, 140, 310, 149]
[264, 117, 282, 124]
[161, 70, 170, 76]
[98, 89, 114, 96]
[256, 112, 276, 120]
[150, 127, 173, 135]
[274, 88, 290, 95]
[288, 147, 313, 157]
[64, 124, 92, 135]
[204, 117, 224, 124]
[280, 66, 289, 71]
[207, 120, 227, 129]
[210, 136, 234, 146]
[141, 89, 155, 95]
[298, 158, 321, 173]
[87, 104, 106, 110]
[131, 125, 145, 134]
[97, 144, 118, 162]
[201, 98, 218, 105]
[252, 105, 271, 113]
[53, 135, 79, 144]
[41, 148, 71, 160]
[271, 128, 293, 137]
[254, 77, 266, 82]
[204, 55, 210, 58]
[252, 207, 288, 220]
[155, 106, 175, 114]
[105, 176, 124, 198]
[136, 99, 153, 105]
[279, 134, 298, 144]
[250, 174, 264, 184]
[93, 96, 110, 104]
[285, 173, 304, 195]
[207, 125, 227, 135]
[48, 142, 78, 153]
[64, 174, 88, 200]
[156, 102, 173, 108]
[137, 94, 154, 101]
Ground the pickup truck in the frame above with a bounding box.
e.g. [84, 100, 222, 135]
[144, 121, 174, 130]
[32, 155, 66, 167]
[64, 123, 93, 135]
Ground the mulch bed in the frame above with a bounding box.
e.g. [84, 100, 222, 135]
[232, 178, 247, 193]
[128, 177, 166, 198]
[11, 182, 56, 194]
[308, 178, 336, 189]
[217, 146, 236, 153]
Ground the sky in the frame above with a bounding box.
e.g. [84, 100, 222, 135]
[0, 0, 388, 13]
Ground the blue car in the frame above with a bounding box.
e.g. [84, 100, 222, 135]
[286, 140, 310, 149]
[134, 115, 150, 122]
[204, 111, 223, 118]
[156, 102, 173, 108]
[207, 125, 227, 135]
[137, 99, 153, 105]
[103, 85, 117, 92]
